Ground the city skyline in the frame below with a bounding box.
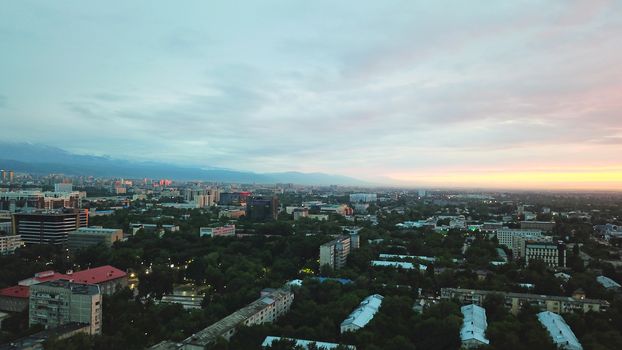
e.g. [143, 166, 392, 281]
[1, 1, 622, 190]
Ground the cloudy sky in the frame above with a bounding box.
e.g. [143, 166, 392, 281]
[1, 1, 622, 189]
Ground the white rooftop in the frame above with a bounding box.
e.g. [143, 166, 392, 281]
[340, 294, 383, 332]
[262, 336, 356, 350]
[460, 304, 490, 346]
[537, 311, 582, 350]
[370, 260, 427, 270]
[596, 275, 621, 289]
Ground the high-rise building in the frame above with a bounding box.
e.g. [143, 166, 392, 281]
[29, 280, 102, 335]
[320, 235, 351, 270]
[12, 209, 88, 245]
[246, 196, 279, 221]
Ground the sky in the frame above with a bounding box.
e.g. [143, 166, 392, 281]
[1, 1, 622, 190]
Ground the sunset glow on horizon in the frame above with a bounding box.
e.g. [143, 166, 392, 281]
[1, 1, 622, 190]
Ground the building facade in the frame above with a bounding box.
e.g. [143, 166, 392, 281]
[67, 227, 123, 250]
[319, 235, 351, 270]
[512, 235, 553, 261]
[151, 288, 294, 349]
[199, 225, 236, 237]
[0, 234, 24, 255]
[29, 280, 102, 335]
[69, 265, 128, 296]
[12, 209, 88, 245]
[495, 228, 544, 250]
[520, 221, 556, 232]
[524, 241, 566, 268]
[246, 196, 279, 221]
[441, 288, 608, 315]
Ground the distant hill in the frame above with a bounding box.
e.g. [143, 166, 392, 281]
[0, 142, 368, 185]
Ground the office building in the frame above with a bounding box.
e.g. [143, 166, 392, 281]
[441, 288, 609, 314]
[537, 311, 582, 350]
[219, 192, 252, 205]
[512, 235, 553, 261]
[29, 280, 102, 335]
[151, 288, 293, 349]
[340, 294, 383, 333]
[525, 241, 566, 268]
[67, 227, 123, 250]
[349, 193, 377, 203]
[246, 196, 279, 221]
[495, 228, 544, 250]
[261, 336, 356, 350]
[12, 209, 88, 245]
[199, 225, 236, 237]
[0, 234, 23, 255]
[69, 265, 128, 296]
[460, 304, 489, 349]
[520, 221, 555, 232]
[0, 221, 12, 234]
[319, 235, 351, 270]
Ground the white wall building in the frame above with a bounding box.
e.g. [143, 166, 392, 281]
[496, 228, 544, 250]
[340, 294, 383, 333]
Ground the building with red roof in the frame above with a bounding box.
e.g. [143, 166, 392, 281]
[69, 265, 128, 295]
[0, 285, 30, 312]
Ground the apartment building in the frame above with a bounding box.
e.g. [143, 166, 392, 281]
[150, 288, 294, 349]
[495, 228, 544, 250]
[441, 288, 608, 315]
[0, 234, 23, 255]
[29, 280, 102, 335]
[525, 241, 566, 268]
[319, 235, 351, 270]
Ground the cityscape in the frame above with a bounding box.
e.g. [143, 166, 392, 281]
[2, 2, 622, 350]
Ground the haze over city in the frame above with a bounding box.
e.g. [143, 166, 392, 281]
[1, 1, 621, 190]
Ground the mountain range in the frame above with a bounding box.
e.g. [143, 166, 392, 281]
[0, 142, 368, 186]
